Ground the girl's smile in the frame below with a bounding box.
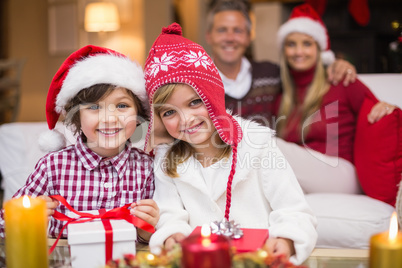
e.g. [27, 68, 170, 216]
[181, 121, 204, 134]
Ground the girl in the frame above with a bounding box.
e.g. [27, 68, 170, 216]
[144, 23, 317, 265]
[274, 4, 396, 194]
[0, 45, 159, 242]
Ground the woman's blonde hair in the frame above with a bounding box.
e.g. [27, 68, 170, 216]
[153, 83, 231, 177]
[276, 42, 330, 139]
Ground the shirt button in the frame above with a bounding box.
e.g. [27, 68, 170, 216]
[104, 182, 113, 189]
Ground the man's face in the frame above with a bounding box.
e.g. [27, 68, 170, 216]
[206, 10, 251, 67]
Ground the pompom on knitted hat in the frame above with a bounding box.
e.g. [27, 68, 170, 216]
[39, 45, 147, 152]
[277, 3, 335, 65]
[144, 23, 243, 220]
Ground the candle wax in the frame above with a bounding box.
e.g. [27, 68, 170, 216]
[4, 196, 49, 268]
[369, 231, 402, 268]
[181, 233, 231, 268]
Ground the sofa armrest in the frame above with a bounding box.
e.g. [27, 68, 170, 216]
[358, 73, 402, 108]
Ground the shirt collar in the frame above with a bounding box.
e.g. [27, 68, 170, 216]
[75, 136, 131, 178]
[219, 57, 252, 99]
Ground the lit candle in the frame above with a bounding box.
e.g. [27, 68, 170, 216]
[181, 224, 231, 268]
[4, 195, 49, 268]
[369, 212, 402, 268]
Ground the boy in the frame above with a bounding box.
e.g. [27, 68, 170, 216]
[0, 45, 158, 242]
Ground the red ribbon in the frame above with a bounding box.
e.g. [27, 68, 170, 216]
[99, 208, 113, 263]
[48, 195, 155, 263]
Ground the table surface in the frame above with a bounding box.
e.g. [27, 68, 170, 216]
[0, 238, 369, 268]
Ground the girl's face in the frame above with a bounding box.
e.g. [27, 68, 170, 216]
[157, 84, 216, 151]
[80, 87, 138, 157]
[283, 32, 319, 71]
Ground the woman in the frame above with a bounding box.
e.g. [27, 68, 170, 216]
[274, 4, 396, 194]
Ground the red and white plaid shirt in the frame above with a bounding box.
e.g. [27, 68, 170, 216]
[0, 136, 154, 238]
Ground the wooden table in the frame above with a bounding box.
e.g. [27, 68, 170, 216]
[0, 238, 370, 268]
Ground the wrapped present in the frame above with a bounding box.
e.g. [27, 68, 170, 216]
[47, 195, 154, 268]
[67, 210, 137, 268]
[191, 220, 269, 253]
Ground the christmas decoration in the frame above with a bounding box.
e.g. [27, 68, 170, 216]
[105, 244, 307, 268]
[306, 0, 370, 26]
[210, 219, 244, 239]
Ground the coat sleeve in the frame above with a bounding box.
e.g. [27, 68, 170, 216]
[149, 147, 193, 253]
[260, 141, 318, 265]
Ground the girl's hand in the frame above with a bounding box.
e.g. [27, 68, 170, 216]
[265, 237, 295, 261]
[164, 233, 186, 251]
[130, 199, 160, 227]
[38, 195, 59, 217]
[368, 101, 396, 124]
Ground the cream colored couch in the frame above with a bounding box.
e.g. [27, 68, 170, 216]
[0, 73, 401, 249]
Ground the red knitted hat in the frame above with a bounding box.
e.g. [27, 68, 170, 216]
[144, 23, 243, 220]
[277, 3, 335, 65]
[40, 45, 147, 152]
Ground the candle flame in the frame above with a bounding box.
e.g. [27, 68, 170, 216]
[388, 211, 398, 241]
[146, 253, 155, 261]
[201, 224, 211, 238]
[22, 196, 31, 208]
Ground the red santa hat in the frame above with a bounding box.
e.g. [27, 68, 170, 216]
[39, 45, 147, 152]
[277, 3, 335, 65]
[144, 23, 243, 220]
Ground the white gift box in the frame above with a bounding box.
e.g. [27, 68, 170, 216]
[67, 210, 137, 268]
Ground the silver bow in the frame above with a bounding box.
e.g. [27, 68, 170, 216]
[210, 219, 243, 239]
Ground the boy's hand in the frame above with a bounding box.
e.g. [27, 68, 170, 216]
[130, 199, 160, 227]
[38, 195, 59, 217]
[164, 233, 186, 251]
[327, 59, 356, 86]
[265, 237, 295, 261]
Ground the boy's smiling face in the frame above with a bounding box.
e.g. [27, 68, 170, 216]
[80, 87, 138, 157]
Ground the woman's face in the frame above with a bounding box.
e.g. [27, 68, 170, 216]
[157, 84, 217, 151]
[283, 32, 319, 71]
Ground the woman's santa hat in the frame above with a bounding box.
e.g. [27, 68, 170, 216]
[277, 3, 335, 65]
[144, 23, 243, 220]
[40, 45, 147, 152]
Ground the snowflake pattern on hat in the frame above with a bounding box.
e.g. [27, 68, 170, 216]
[147, 50, 214, 78]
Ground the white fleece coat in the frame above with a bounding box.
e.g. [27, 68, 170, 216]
[150, 117, 317, 265]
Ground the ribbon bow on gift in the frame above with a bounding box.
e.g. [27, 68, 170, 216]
[48, 195, 155, 263]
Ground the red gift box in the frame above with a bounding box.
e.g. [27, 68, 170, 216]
[191, 226, 269, 252]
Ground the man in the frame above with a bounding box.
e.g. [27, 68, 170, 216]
[205, 0, 356, 126]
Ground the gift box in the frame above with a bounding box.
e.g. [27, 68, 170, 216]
[67, 210, 137, 268]
[191, 226, 269, 252]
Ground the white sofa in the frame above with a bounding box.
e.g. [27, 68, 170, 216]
[0, 73, 401, 249]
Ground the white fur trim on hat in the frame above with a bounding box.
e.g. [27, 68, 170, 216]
[321, 50, 335, 66]
[38, 129, 66, 152]
[277, 17, 327, 51]
[55, 54, 147, 114]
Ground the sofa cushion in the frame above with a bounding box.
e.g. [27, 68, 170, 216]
[306, 193, 394, 249]
[0, 122, 76, 202]
[354, 97, 402, 206]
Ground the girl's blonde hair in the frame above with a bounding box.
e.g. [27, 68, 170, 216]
[153, 83, 232, 177]
[276, 43, 330, 139]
